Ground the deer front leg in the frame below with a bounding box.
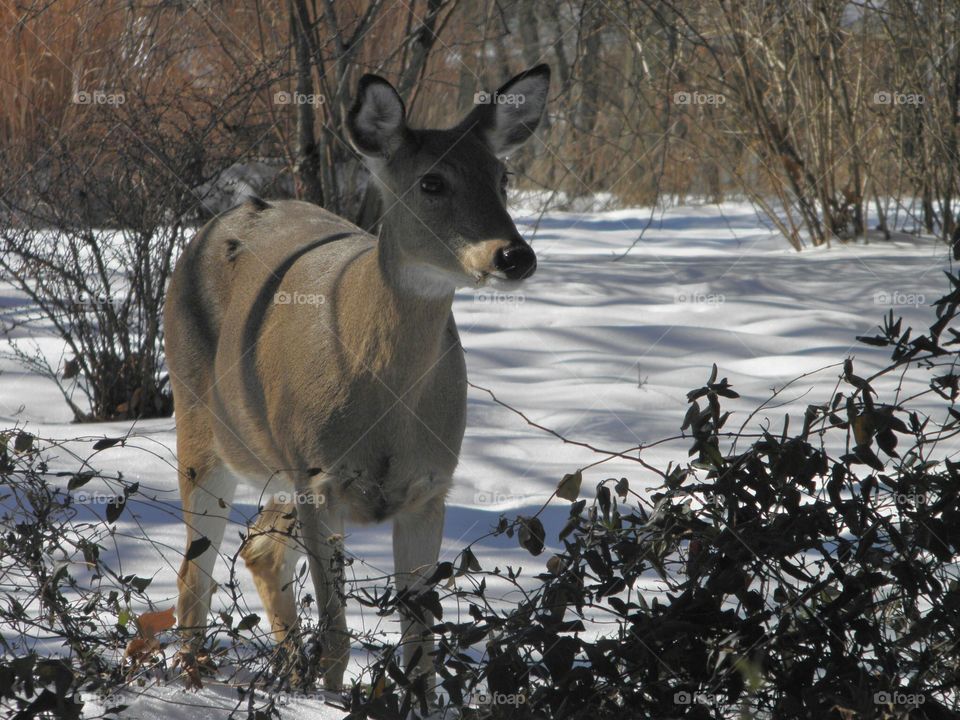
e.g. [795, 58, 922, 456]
[295, 479, 349, 690]
[393, 494, 445, 685]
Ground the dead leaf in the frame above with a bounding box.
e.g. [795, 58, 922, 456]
[62, 358, 80, 379]
[852, 413, 873, 446]
[13, 432, 34, 453]
[556, 471, 582, 502]
[173, 649, 210, 690]
[136, 606, 175, 638]
[124, 636, 161, 662]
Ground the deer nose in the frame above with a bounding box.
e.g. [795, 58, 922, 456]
[493, 243, 537, 280]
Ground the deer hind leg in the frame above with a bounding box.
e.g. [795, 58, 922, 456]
[240, 498, 299, 642]
[177, 459, 237, 642]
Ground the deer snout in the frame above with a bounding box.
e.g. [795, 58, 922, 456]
[493, 243, 537, 280]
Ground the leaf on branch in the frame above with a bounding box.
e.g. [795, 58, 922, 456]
[185, 537, 211, 562]
[518, 516, 545, 556]
[418, 590, 443, 620]
[456, 547, 482, 576]
[68, 472, 94, 490]
[852, 414, 873, 446]
[237, 613, 260, 631]
[127, 575, 152, 593]
[597, 485, 612, 518]
[106, 496, 126, 523]
[125, 607, 175, 666]
[615, 477, 630, 498]
[681, 401, 701, 431]
[546, 555, 566, 575]
[136, 607, 175, 637]
[61, 358, 81, 379]
[13, 432, 34, 453]
[556, 470, 582, 501]
[425, 561, 454, 585]
[93, 436, 123, 451]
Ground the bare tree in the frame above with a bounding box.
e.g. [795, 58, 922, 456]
[290, 0, 324, 206]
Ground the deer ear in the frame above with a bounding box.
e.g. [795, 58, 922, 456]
[347, 75, 408, 160]
[460, 64, 551, 158]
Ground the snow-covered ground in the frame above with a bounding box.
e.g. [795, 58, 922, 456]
[1, 202, 953, 718]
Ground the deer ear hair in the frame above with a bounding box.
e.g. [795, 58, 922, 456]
[347, 75, 409, 160]
[458, 64, 551, 157]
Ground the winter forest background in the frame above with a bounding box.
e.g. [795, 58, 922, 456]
[1, 2, 960, 719]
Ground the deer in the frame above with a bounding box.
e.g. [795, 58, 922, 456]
[164, 64, 550, 691]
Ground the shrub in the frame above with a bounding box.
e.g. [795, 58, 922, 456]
[0, 430, 333, 719]
[346, 274, 960, 719]
[0, 33, 276, 422]
[0, 431, 148, 717]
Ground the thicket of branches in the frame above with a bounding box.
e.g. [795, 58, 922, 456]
[2, 274, 958, 719]
[4, 1, 960, 235]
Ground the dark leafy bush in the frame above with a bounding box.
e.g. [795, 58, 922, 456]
[345, 274, 960, 720]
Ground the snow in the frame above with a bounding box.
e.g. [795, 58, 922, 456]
[1, 201, 953, 718]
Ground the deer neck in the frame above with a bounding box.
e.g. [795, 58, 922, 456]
[340, 228, 455, 385]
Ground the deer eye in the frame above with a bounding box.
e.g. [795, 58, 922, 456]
[419, 174, 445, 194]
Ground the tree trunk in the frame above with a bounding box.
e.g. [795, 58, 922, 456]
[577, 3, 603, 135]
[545, 1, 571, 90]
[290, 0, 323, 207]
[398, 0, 443, 99]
